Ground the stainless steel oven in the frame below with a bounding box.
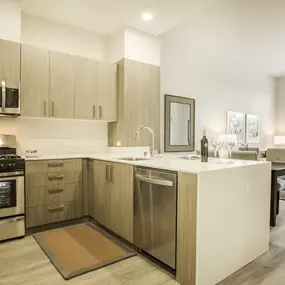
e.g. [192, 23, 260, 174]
[0, 171, 24, 218]
[0, 81, 20, 116]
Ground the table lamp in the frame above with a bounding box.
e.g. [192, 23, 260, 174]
[274, 136, 285, 146]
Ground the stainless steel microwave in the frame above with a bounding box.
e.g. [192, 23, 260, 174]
[0, 81, 20, 117]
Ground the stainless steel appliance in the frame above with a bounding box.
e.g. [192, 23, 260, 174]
[134, 167, 177, 269]
[0, 135, 25, 241]
[0, 81, 20, 117]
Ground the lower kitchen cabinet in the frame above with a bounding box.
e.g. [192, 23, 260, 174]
[92, 160, 133, 243]
[25, 159, 83, 228]
[93, 160, 110, 228]
[26, 200, 83, 228]
[109, 162, 133, 242]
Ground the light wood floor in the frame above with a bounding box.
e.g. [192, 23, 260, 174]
[0, 235, 178, 285]
[2, 202, 285, 285]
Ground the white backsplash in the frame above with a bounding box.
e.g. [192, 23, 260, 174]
[0, 117, 107, 156]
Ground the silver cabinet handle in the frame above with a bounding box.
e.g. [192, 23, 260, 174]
[48, 175, 64, 181]
[44, 101, 46, 116]
[135, 174, 173, 187]
[48, 188, 64, 194]
[1, 80, 5, 110]
[106, 165, 109, 182]
[93, 105, 96, 119]
[110, 165, 114, 184]
[48, 204, 64, 212]
[48, 162, 64, 167]
[99, 105, 102, 119]
[52, 101, 55, 116]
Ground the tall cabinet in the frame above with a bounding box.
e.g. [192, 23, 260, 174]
[21, 44, 50, 117]
[108, 59, 160, 150]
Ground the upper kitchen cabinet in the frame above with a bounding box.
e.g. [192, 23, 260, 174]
[74, 57, 98, 120]
[97, 61, 117, 122]
[0, 39, 20, 85]
[21, 45, 49, 118]
[49, 51, 76, 119]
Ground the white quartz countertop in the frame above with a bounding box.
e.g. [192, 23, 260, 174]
[24, 153, 270, 174]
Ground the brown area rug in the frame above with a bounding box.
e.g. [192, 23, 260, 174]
[33, 223, 135, 280]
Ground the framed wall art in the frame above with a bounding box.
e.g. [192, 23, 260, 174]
[226, 111, 246, 143]
[246, 114, 261, 143]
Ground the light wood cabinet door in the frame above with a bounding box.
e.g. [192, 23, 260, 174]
[21, 44, 49, 118]
[75, 57, 98, 120]
[0, 39, 20, 85]
[93, 160, 110, 228]
[97, 61, 117, 122]
[109, 162, 133, 242]
[50, 51, 75, 119]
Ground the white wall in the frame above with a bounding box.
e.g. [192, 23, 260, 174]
[0, 117, 107, 155]
[21, 12, 109, 61]
[109, 29, 125, 63]
[0, 3, 21, 42]
[109, 28, 160, 66]
[161, 14, 275, 150]
[125, 28, 160, 66]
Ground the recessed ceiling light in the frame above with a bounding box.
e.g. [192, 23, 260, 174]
[141, 12, 153, 21]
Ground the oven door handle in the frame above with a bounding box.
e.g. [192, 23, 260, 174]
[0, 171, 24, 178]
[0, 216, 24, 226]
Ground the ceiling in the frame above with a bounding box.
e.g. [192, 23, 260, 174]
[16, 0, 195, 36]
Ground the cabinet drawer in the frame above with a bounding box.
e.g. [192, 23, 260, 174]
[26, 204, 58, 228]
[26, 171, 82, 188]
[58, 200, 83, 222]
[26, 200, 83, 228]
[26, 159, 82, 174]
[47, 171, 82, 184]
[26, 161, 48, 174]
[47, 159, 82, 172]
[26, 183, 82, 207]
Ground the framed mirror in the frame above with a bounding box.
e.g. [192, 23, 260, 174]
[164, 94, 195, 152]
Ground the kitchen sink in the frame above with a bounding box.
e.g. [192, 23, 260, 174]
[118, 157, 151, 161]
[179, 155, 200, 160]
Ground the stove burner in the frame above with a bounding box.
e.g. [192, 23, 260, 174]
[0, 154, 22, 160]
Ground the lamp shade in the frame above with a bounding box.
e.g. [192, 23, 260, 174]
[274, 136, 285, 145]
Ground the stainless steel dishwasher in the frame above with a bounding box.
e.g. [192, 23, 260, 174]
[134, 167, 177, 269]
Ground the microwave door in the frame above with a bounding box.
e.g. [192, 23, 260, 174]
[3, 82, 20, 115]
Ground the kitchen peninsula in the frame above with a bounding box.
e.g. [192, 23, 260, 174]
[25, 154, 271, 285]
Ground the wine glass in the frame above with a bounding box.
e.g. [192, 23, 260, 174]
[224, 135, 236, 162]
[211, 139, 222, 158]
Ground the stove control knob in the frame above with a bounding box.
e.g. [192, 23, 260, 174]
[8, 163, 11, 167]
[0, 164, 3, 168]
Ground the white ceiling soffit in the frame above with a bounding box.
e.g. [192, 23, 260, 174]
[20, 0, 193, 35]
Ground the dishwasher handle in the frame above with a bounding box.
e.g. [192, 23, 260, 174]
[135, 174, 173, 187]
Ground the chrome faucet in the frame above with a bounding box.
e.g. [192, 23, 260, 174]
[135, 125, 157, 156]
